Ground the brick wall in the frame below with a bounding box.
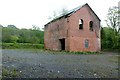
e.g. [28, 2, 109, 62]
[68, 5, 101, 52]
[44, 4, 101, 52]
[44, 17, 70, 51]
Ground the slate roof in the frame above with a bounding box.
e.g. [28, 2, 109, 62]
[45, 3, 100, 26]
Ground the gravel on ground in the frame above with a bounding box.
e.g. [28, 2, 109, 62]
[2, 49, 119, 78]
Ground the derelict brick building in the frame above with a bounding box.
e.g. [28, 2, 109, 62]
[44, 3, 101, 52]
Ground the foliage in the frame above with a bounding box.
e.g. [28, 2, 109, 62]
[1, 43, 44, 49]
[101, 27, 120, 51]
[10, 35, 19, 43]
[102, 6, 120, 51]
[105, 6, 120, 35]
[2, 25, 44, 44]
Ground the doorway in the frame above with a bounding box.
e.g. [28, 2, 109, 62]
[59, 39, 65, 50]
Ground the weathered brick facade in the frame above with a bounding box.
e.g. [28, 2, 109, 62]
[44, 3, 101, 52]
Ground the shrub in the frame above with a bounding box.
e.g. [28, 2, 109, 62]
[2, 43, 44, 49]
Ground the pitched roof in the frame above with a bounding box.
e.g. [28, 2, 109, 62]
[45, 3, 100, 26]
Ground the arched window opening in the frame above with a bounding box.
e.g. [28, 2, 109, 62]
[89, 21, 93, 31]
[85, 39, 89, 48]
[79, 19, 83, 29]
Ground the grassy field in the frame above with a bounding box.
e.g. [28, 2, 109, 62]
[1, 43, 44, 49]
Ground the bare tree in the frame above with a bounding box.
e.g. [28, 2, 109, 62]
[105, 6, 120, 35]
[48, 8, 68, 21]
[59, 7, 68, 16]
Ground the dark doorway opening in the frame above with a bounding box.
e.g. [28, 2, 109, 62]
[59, 39, 65, 50]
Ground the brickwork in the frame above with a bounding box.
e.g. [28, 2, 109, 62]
[44, 4, 101, 52]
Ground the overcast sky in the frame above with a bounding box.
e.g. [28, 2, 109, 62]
[0, 0, 119, 30]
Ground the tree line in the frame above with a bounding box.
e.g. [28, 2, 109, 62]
[1, 25, 44, 44]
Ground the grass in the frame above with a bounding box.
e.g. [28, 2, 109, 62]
[2, 68, 20, 78]
[1, 43, 44, 49]
[65, 51, 101, 54]
[44, 49, 102, 54]
[1, 43, 101, 54]
[102, 49, 120, 52]
[2, 68, 9, 77]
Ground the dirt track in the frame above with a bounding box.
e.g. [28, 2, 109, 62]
[2, 49, 119, 78]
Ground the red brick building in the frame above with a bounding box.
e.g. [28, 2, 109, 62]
[44, 3, 101, 52]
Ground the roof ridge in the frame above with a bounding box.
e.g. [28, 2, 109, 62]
[45, 3, 86, 26]
[45, 3, 100, 26]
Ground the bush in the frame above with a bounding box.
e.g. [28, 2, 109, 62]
[1, 43, 44, 49]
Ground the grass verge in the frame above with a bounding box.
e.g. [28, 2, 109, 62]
[1, 43, 44, 49]
[44, 49, 102, 54]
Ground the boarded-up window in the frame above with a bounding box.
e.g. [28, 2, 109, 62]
[85, 39, 89, 48]
[79, 19, 83, 29]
